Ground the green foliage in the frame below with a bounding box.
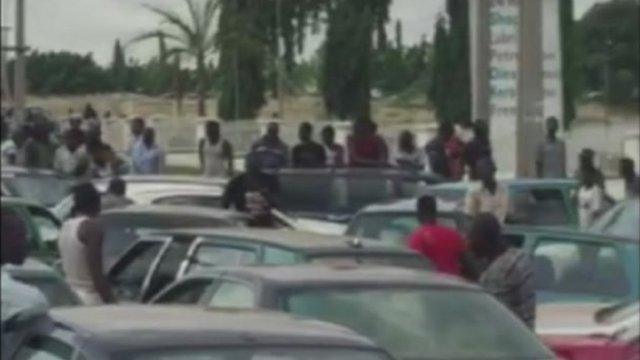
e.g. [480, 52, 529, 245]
[321, 0, 391, 120]
[111, 40, 128, 91]
[428, 0, 471, 124]
[578, 0, 639, 105]
[372, 38, 429, 96]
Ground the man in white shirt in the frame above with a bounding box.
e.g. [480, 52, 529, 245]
[53, 128, 90, 177]
[1, 210, 48, 354]
[464, 157, 510, 223]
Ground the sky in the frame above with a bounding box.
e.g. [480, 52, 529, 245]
[1, 0, 604, 67]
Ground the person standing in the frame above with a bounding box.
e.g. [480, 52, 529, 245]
[468, 213, 535, 329]
[347, 119, 388, 167]
[577, 170, 605, 228]
[407, 195, 467, 276]
[250, 122, 289, 171]
[446, 122, 466, 181]
[199, 120, 233, 177]
[24, 121, 55, 169]
[574, 148, 605, 190]
[86, 126, 120, 178]
[292, 122, 326, 168]
[619, 158, 639, 198]
[321, 125, 345, 167]
[464, 120, 492, 180]
[132, 128, 165, 175]
[127, 117, 145, 157]
[101, 178, 134, 211]
[394, 130, 428, 171]
[222, 154, 279, 227]
[1, 209, 49, 327]
[464, 158, 510, 223]
[58, 184, 114, 305]
[53, 129, 90, 178]
[536, 117, 566, 178]
[425, 122, 453, 178]
[1, 120, 17, 165]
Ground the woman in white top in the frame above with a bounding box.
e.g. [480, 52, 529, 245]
[58, 183, 114, 305]
[464, 157, 510, 223]
[394, 131, 429, 172]
[577, 170, 604, 228]
[199, 120, 233, 177]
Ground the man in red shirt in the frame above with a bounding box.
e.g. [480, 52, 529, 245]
[408, 195, 466, 276]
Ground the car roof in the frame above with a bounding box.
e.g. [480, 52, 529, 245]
[428, 178, 577, 191]
[3, 258, 60, 278]
[51, 306, 382, 351]
[94, 175, 227, 187]
[196, 265, 479, 290]
[153, 228, 414, 254]
[271, 167, 444, 181]
[103, 204, 248, 220]
[504, 225, 639, 244]
[1, 166, 61, 177]
[358, 197, 460, 213]
[0, 196, 44, 208]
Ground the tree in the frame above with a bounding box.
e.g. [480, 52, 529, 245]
[395, 20, 403, 50]
[143, 0, 220, 116]
[111, 40, 128, 91]
[321, 0, 391, 120]
[428, 17, 450, 122]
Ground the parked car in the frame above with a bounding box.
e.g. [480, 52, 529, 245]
[109, 228, 428, 303]
[424, 178, 579, 227]
[4, 258, 80, 307]
[590, 198, 639, 241]
[1, 166, 74, 208]
[269, 168, 444, 224]
[346, 198, 471, 245]
[153, 265, 555, 360]
[538, 301, 639, 360]
[52, 175, 228, 221]
[503, 226, 639, 304]
[7, 306, 394, 359]
[1, 197, 61, 262]
[100, 205, 251, 268]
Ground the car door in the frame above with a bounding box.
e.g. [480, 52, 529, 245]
[107, 238, 168, 302]
[141, 236, 197, 302]
[206, 277, 257, 309]
[180, 238, 259, 276]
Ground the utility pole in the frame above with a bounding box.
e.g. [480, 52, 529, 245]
[1, 26, 11, 102]
[275, 0, 284, 119]
[14, 0, 26, 123]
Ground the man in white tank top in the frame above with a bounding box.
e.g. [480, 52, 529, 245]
[199, 120, 234, 178]
[58, 183, 114, 305]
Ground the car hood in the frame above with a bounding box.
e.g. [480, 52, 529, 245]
[294, 218, 347, 236]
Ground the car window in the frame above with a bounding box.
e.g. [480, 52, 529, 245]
[14, 336, 74, 360]
[186, 244, 258, 274]
[262, 246, 299, 265]
[103, 213, 233, 266]
[208, 281, 255, 309]
[154, 278, 214, 305]
[502, 233, 526, 248]
[3, 176, 73, 208]
[144, 239, 193, 301]
[509, 188, 569, 226]
[110, 241, 163, 301]
[533, 238, 631, 302]
[602, 201, 639, 239]
[13, 276, 80, 307]
[153, 195, 222, 208]
[27, 206, 61, 243]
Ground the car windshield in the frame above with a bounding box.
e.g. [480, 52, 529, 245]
[533, 240, 639, 303]
[590, 200, 640, 239]
[125, 348, 390, 360]
[346, 212, 463, 246]
[274, 173, 421, 220]
[3, 176, 74, 207]
[282, 288, 552, 360]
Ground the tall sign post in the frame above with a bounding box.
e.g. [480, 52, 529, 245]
[470, 0, 564, 177]
[14, 0, 27, 123]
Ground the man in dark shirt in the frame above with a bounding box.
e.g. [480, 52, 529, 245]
[292, 122, 326, 168]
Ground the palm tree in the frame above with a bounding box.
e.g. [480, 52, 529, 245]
[135, 0, 220, 116]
